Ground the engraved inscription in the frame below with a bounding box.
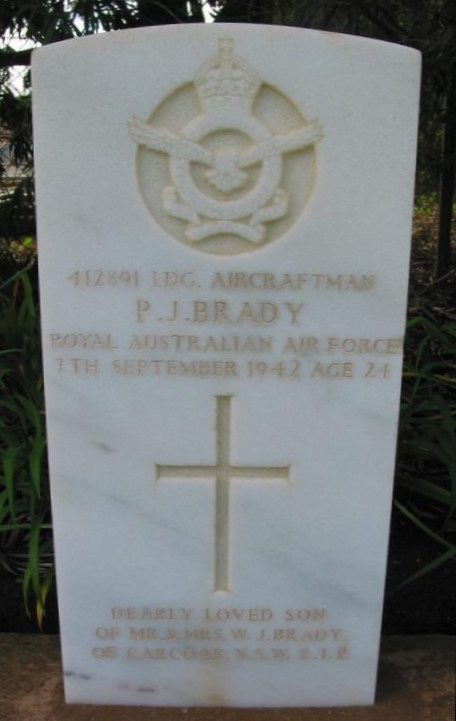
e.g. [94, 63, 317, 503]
[156, 396, 290, 592]
[52, 267, 399, 383]
[90, 606, 350, 664]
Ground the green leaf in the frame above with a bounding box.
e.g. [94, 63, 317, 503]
[397, 476, 452, 506]
[29, 433, 45, 498]
[394, 501, 454, 550]
[395, 545, 456, 590]
[26, 516, 43, 601]
[2, 447, 19, 520]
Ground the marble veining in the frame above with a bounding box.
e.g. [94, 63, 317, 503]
[32, 23, 420, 707]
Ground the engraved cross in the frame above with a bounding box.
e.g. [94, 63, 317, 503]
[156, 396, 290, 593]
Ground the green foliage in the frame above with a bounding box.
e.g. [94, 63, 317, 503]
[0, 267, 52, 627]
[0, 0, 212, 43]
[0, 88, 32, 174]
[415, 193, 440, 219]
[396, 308, 456, 587]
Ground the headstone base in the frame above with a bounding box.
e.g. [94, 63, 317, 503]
[0, 634, 453, 721]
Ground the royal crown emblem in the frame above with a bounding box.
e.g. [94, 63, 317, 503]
[129, 38, 323, 255]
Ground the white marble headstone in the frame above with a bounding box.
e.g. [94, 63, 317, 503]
[32, 25, 420, 707]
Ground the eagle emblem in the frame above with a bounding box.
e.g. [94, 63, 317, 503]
[129, 38, 323, 254]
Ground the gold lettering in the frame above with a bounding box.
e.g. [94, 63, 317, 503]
[230, 628, 249, 640]
[327, 337, 403, 354]
[210, 272, 227, 289]
[92, 646, 117, 659]
[284, 303, 304, 325]
[111, 606, 192, 621]
[311, 362, 354, 379]
[95, 627, 121, 640]
[192, 301, 208, 323]
[284, 609, 327, 622]
[283, 336, 319, 354]
[165, 301, 178, 321]
[136, 299, 152, 322]
[214, 301, 228, 322]
[151, 271, 196, 289]
[272, 648, 290, 660]
[237, 302, 255, 323]
[204, 608, 274, 622]
[50, 333, 117, 350]
[68, 358, 99, 374]
[184, 628, 224, 641]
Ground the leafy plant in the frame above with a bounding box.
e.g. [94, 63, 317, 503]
[396, 307, 456, 587]
[0, 265, 52, 627]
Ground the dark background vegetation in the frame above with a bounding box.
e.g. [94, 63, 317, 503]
[0, 1, 455, 634]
